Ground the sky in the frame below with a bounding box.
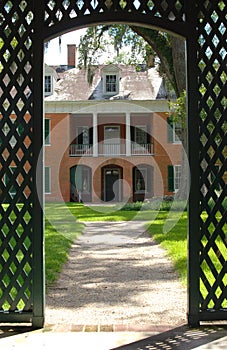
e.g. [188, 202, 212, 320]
[44, 29, 86, 65]
[43, 27, 141, 66]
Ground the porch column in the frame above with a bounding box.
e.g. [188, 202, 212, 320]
[93, 112, 98, 157]
[126, 112, 131, 156]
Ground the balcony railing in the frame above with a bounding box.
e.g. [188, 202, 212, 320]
[70, 143, 154, 156]
[99, 143, 123, 156]
[131, 143, 154, 155]
[70, 144, 93, 156]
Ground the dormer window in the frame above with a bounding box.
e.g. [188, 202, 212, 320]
[45, 75, 52, 95]
[44, 64, 58, 97]
[102, 65, 121, 96]
[106, 75, 117, 93]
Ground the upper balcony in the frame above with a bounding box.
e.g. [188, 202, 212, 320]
[69, 114, 154, 157]
[69, 141, 154, 157]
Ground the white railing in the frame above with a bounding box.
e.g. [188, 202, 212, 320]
[99, 143, 122, 156]
[69, 144, 93, 156]
[131, 143, 154, 155]
[70, 143, 154, 156]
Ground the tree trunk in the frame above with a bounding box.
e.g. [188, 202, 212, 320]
[171, 36, 186, 94]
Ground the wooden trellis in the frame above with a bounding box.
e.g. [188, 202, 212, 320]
[0, 1, 226, 327]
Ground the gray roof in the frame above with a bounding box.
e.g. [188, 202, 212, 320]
[46, 64, 169, 101]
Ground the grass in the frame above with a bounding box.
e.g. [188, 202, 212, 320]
[45, 203, 85, 287]
[145, 210, 227, 308]
[1, 202, 226, 310]
[145, 211, 188, 284]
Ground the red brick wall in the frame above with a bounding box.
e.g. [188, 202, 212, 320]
[45, 111, 182, 202]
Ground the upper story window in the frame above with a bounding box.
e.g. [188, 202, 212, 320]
[167, 117, 182, 144]
[44, 64, 58, 97]
[77, 126, 90, 145]
[106, 75, 117, 92]
[45, 75, 52, 95]
[102, 65, 121, 96]
[135, 125, 147, 144]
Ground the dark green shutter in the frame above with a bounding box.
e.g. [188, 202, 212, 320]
[45, 167, 50, 193]
[89, 127, 93, 144]
[130, 126, 135, 142]
[167, 117, 173, 143]
[78, 127, 83, 144]
[168, 165, 174, 192]
[45, 119, 50, 143]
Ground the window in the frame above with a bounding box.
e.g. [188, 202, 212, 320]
[77, 126, 89, 145]
[167, 117, 182, 143]
[168, 165, 182, 192]
[45, 167, 51, 193]
[82, 167, 90, 192]
[135, 125, 147, 144]
[45, 119, 50, 145]
[174, 165, 182, 191]
[106, 75, 117, 92]
[134, 168, 147, 193]
[45, 75, 52, 95]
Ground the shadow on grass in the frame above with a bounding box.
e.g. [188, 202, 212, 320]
[111, 324, 227, 350]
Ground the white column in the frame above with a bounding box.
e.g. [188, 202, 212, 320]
[126, 112, 131, 156]
[93, 113, 98, 157]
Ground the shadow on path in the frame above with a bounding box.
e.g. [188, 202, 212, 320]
[111, 325, 227, 350]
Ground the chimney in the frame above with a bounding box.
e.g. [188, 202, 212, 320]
[67, 44, 77, 68]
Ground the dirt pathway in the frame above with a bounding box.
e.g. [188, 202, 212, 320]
[46, 221, 187, 327]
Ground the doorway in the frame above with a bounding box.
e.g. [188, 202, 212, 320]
[104, 167, 121, 202]
[104, 125, 120, 155]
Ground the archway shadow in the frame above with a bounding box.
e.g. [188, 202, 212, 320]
[0, 326, 32, 339]
[111, 325, 227, 350]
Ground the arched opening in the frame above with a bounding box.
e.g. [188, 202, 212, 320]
[101, 164, 123, 202]
[43, 23, 188, 328]
[133, 164, 154, 202]
[70, 165, 92, 202]
[0, 1, 226, 329]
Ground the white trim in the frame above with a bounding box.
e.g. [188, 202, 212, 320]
[174, 164, 182, 191]
[45, 100, 170, 114]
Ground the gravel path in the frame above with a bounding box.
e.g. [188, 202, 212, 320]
[46, 221, 187, 326]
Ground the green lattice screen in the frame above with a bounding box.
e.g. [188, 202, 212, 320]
[197, 2, 227, 318]
[0, 0, 226, 327]
[0, 1, 41, 325]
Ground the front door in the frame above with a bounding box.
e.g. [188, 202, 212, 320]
[104, 169, 121, 202]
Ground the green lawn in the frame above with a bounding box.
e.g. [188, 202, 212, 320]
[145, 210, 227, 308]
[145, 210, 188, 284]
[1, 202, 226, 310]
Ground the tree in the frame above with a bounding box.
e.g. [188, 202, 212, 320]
[78, 24, 188, 199]
[78, 25, 186, 97]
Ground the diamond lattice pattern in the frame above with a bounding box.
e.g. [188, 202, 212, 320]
[44, 0, 186, 29]
[198, 1, 227, 311]
[0, 1, 34, 313]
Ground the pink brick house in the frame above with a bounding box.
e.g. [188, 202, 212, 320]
[44, 51, 182, 203]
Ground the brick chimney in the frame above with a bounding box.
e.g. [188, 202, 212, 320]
[67, 44, 77, 68]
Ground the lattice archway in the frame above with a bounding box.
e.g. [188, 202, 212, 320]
[0, 1, 226, 328]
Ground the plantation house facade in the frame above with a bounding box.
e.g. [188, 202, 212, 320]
[44, 50, 182, 203]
